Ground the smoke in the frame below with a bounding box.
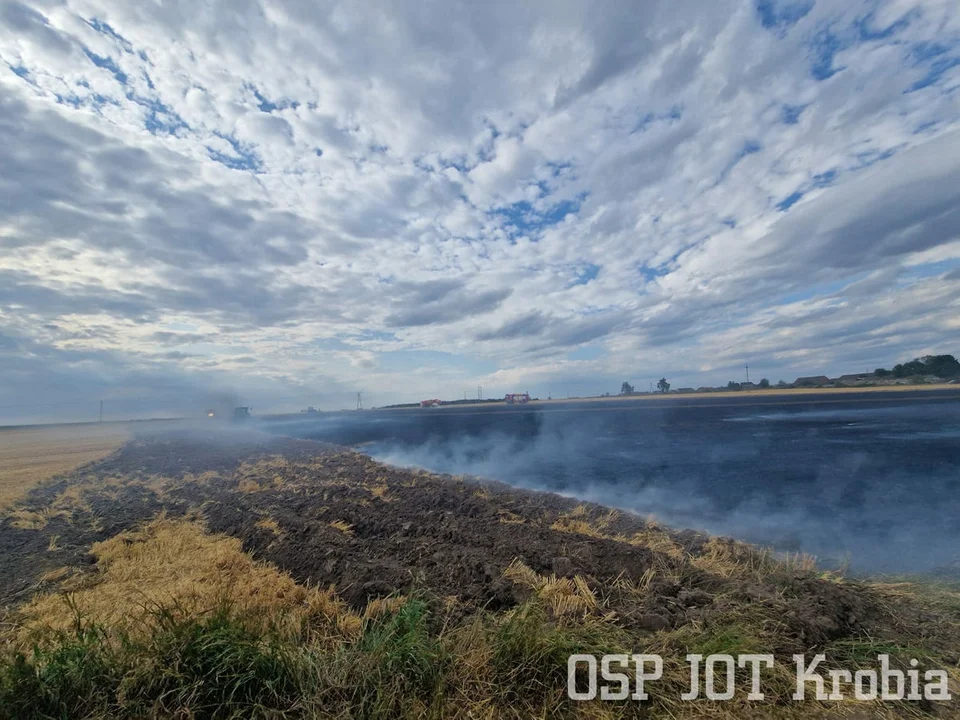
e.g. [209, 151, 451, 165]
[200, 391, 242, 420]
[265, 399, 960, 575]
[334, 402, 960, 576]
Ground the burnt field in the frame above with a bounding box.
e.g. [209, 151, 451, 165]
[0, 431, 736, 616]
[274, 389, 960, 574]
[2, 428, 960, 717]
[1, 429, 864, 627]
[0, 427, 949, 643]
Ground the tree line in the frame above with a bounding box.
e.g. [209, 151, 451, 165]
[618, 354, 958, 397]
[874, 354, 960, 379]
[620, 378, 671, 394]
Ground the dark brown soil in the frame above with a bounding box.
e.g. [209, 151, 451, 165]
[0, 429, 883, 650]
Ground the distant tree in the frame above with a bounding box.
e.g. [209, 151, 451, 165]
[777, 379, 788, 388]
[758, 378, 770, 388]
[657, 378, 670, 393]
[874, 367, 891, 377]
[620, 381, 635, 395]
[727, 381, 742, 390]
[927, 354, 960, 378]
[888, 355, 959, 379]
[893, 361, 920, 378]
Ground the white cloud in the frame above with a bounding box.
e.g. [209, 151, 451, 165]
[1, 0, 959, 420]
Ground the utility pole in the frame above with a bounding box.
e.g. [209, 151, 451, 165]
[99, 400, 103, 423]
[356, 392, 362, 411]
[745, 364, 750, 384]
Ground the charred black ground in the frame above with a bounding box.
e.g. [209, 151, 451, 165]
[2, 429, 959, 718]
[0, 430, 926, 642]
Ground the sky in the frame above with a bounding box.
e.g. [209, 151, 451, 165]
[1, 0, 959, 422]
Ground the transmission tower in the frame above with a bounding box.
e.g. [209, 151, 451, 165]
[356, 392, 363, 410]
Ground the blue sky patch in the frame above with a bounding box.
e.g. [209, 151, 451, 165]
[492, 201, 536, 238]
[492, 192, 586, 240]
[54, 94, 84, 108]
[782, 103, 806, 124]
[812, 168, 837, 187]
[777, 190, 805, 211]
[249, 85, 300, 113]
[809, 28, 846, 80]
[899, 258, 960, 282]
[83, 48, 128, 85]
[904, 39, 959, 93]
[133, 95, 188, 135]
[908, 56, 960, 92]
[911, 42, 950, 63]
[207, 132, 262, 171]
[572, 263, 600, 286]
[54, 92, 118, 111]
[756, 0, 813, 32]
[86, 18, 134, 53]
[853, 147, 897, 170]
[776, 168, 837, 211]
[638, 264, 668, 283]
[630, 105, 682, 135]
[541, 195, 585, 225]
[854, 9, 913, 42]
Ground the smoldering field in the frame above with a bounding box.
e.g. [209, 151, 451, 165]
[272, 391, 960, 575]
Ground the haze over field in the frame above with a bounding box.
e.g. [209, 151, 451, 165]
[271, 391, 960, 573]
[2, 0, 960, 422]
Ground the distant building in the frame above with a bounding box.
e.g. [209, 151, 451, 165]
[696, 386, 714, 392]
[675, 387, 696, 393]
[794, 375, 831, 387]
[504, 392, 531, 404]
[419, 399, 442, 407]
[740, 381, 758, 390]
[836, 373, 876, 387]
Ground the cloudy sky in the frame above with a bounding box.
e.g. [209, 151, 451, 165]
[1, 0, 959, 422]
